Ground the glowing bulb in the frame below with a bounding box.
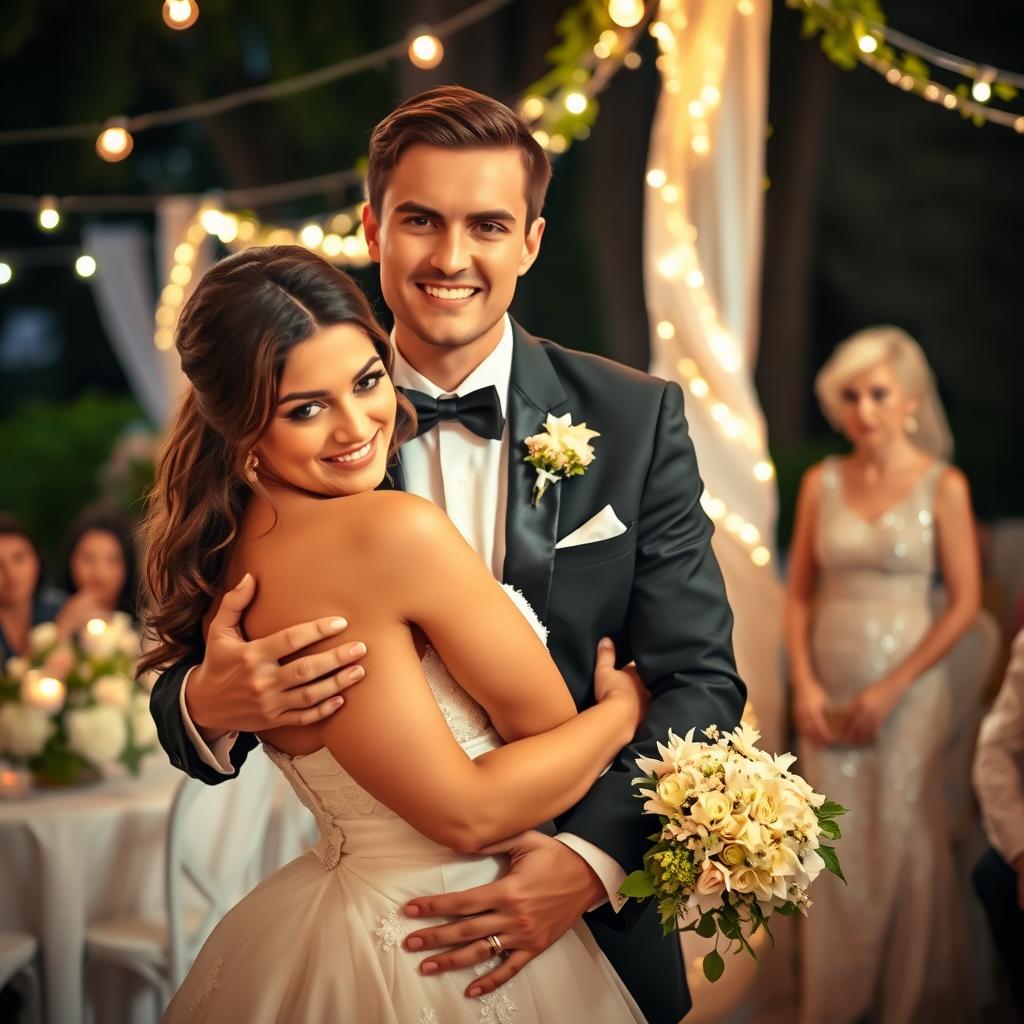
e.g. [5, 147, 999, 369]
[688, 100, 705, 119]
[703, 496, 726, 520]
[661, 183, 680, 204]
[521, 96, 546, 122]
[161, 284, 183, 306]
[711, 403, 729, 423]
[899, 75, 914, 91]
[215, 214, 239, 243]
[923, 84, 940, 102]
[656, 321, 675, 340]
[677, 358, 698, 378]
[685, 269, 705, 289]
[237, 218, 257, 241]
[594, 41, 612, 59]
[548, 134, 568, 154]
[200, 208, 225, 235]
[700, 85, 721, 107]
[739, 523, 760, 546]
[154, 329, 174, 350]
[75, 254, 97, 278]
[38, 198, 60, 231]
[163, 0, 199, 29]
[170, 264, 192, 286]
[156, 306, 177, 327]
[691, 134, 710, 155]
[623, 52, 642, 70]
[646, 168, 667, 188]
[857, 34, 878, 54]
[608, 0, 644, 29]
[599, 30, 619, 47]
[408, 32, 444, 70]
[1015, 117, 1024, 133]
[0, 262, 12, 285]
[971, 79, 992, 103]
[689, 378, 709, 398]
[174, 242, 195, 264]
[322, 233, 344, 257]
[531, 129, 551, 149]
[753, 460, 775, 481]
[96, 123, 133, 162]
[885, 67, 902, 85]
[300, 224, 324, 248]
[942, 93, 958, 109]
[751, 546, 771, 567]
[737, 0, 754, 14]
[724, 513, 743, 534]
[564, 92, 588, 115]
[86, 618, 107, 637]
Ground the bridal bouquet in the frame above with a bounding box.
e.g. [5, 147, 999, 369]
[619, 723, 846, 982]
[0, 614, 157, 786]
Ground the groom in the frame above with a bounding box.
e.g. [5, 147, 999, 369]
[150, 86, 746, 1023]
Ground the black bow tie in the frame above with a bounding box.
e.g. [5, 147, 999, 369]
[403, 385, 505, 441]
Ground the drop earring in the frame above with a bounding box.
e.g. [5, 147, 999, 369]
[244, 450, 259, 484]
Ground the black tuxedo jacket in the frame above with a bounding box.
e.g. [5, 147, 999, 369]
[150, 322, 746, 1023]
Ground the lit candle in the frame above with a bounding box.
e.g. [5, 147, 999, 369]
[0, 768, 30, 798]
[21, 672, 66, 714]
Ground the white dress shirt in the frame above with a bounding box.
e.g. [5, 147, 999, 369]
[181, 314, 626, 909]
[973, 628, 1024, 865]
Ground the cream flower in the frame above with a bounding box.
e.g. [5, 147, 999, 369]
[656, 772, 691, 809]
[0, 702, 55, 758]
[28, 622, 59, 655]
[93, 674, 133, 709]
[65, 705, 127, 765]
[689, 791, 732, 831]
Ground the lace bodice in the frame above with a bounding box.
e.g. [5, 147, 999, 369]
[263, 585, 546, 868]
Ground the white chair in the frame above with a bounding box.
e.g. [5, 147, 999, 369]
[0, 932, 42, 1024]
[84, 749, 282, 1015]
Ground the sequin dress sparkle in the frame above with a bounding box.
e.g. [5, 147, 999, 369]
[798, 458, 969, 1024]
[162, 587, 644, 1024]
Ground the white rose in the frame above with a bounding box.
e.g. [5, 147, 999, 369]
[656, 772, 691, 809]
[689, 791, 731, 831]
[92, 674, 133, 709]
[0, 702, 55, 758]
[750, 778, 785, 825]
[79, 620, 118, 660]
[65, 706, 127, 765]
[130, 694, 157, 748]
[28, 622, 59, 655]
[4, 656, 28, 680]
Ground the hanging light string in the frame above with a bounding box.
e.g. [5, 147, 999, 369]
[0, 0, 514, 148]
[793, 0, 1024, 131]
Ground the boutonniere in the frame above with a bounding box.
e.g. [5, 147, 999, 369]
[523, 413, 600, 506]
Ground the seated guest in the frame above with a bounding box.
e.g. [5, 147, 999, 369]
[972, 629, 1024, 1020]
[0, 514, 64, 661]
[55, 511, 138, 638]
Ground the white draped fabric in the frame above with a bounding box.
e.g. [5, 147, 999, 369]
[643, 3, 788, 1019]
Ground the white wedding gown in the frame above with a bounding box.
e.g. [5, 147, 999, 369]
[163, 588, 644, 1024]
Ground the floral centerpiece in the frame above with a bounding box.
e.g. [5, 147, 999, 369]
[0, 614, 157, 786]
[619, 723, 846, 982]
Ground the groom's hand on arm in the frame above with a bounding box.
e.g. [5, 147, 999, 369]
[186, 572, 368, 738]
[402, 831, 604, 998]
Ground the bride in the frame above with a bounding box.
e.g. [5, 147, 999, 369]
[141, 245, 648, 1023]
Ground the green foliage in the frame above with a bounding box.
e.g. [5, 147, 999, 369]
[703, 949, 725, 983]
[818, 844, 846, 883]
[0, 393, 149, 568]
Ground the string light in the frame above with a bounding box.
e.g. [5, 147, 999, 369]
[38, 196, 60, 231]
[96, 122, 133, 162]
[299, 224, 324, 247]
[971, 67, 994, 103]
[700, 490, 773, 566]
[162, 0, 199, 30]
[75, 254, 97, 278]
[623, 51, 642, 70]
[646, 168, 667, 188]
[564, 92, 588, 115]
[408, 32, 444, 70]
[608, 0, 645, 29]
[0, 263, 11, 285]
[857, 33, 878, 54]
[521, 96, 546, 122]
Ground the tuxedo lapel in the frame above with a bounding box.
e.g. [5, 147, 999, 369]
[502, 324, 569, 622]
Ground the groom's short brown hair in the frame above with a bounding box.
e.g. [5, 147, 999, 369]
[366, 86, 553, 227]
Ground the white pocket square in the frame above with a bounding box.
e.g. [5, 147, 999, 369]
[555, 504, 627, 550]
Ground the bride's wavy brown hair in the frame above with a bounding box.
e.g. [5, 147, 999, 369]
[139, 245, 415, 672]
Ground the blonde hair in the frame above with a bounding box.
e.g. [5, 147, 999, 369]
[814, 325, 953, 458]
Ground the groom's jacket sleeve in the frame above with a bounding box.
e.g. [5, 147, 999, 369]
[150, 659, 259, 784]
[555, 380, 747, 883]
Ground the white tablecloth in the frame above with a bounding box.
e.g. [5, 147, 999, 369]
[0, 750, 313, 1024]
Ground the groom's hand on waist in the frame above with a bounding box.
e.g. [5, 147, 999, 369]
[186, 572, 367, 738]
[401, 830, 604, 999]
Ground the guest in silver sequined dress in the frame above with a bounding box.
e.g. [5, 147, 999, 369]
[784, 327, 981, 1024]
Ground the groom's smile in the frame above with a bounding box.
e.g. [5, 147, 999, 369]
[363, 144, 545, 389]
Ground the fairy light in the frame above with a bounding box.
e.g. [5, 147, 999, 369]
[96, 122, 133, 162]
[215, 213, 239, 243]
[646, 168, 667, 188]
[661, 183, 681, 204]
[656, 320, 675, 340]
[972, 68, 994, 103]
[199, 207, 225, 235]
[608, 0, 644, 29]
[753, 461, 775, 482]
[75, 254, 97, 278]
[163, 0, 199, 30]
[531, 129, 551, 149]
[38, 196, 60, 231]
[548, 134, 568, 154]
[594, 40, 613, 59]
[564, 92, 588, 115]
[623, 52, 642, 70]
[521, 96, 546, 122]
[408, 32, 444, 70]
[0, 263, 12, 285]
[857, 34, 878, 54]
[737, 0, 754, 14]
[322, 233, 343, 257]
[751, 546, 771, 567]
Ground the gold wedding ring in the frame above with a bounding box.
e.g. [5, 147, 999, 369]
[485, 934, 503, 956]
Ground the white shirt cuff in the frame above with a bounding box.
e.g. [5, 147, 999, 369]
[179, 666, 239, 776]
[554, 833, 628, 913]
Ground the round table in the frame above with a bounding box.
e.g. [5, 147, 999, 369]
[0, 752, 313, 1024]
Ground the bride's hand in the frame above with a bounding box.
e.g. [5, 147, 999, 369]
[593, 637, 649, 733]
[791, 677, 836, 747]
